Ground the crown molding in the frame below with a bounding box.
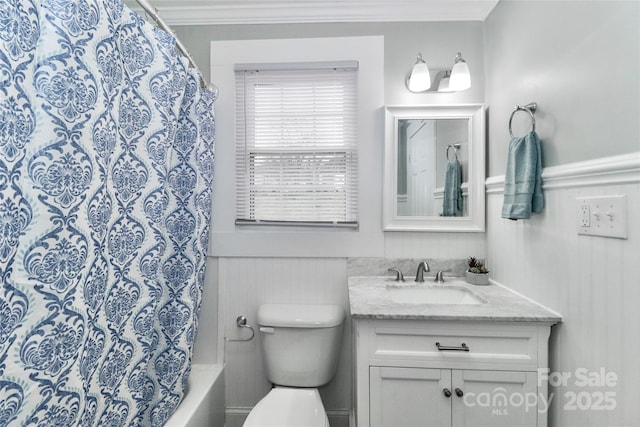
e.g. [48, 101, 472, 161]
[485, 152, 640, 194]
[126, 0, 499, 26]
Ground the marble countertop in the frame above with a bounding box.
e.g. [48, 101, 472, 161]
[348, 276, 562, 322]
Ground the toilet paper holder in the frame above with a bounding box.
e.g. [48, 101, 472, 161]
[224, 315, 255, 342]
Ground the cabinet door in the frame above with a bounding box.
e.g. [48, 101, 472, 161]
[370, 367, 452, 427]
[452, 370, 538, 427]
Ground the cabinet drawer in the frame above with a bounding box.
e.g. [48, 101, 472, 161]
[365, 320, 539, 370]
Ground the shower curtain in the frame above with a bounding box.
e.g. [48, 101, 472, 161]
[0, 1, 215, 425]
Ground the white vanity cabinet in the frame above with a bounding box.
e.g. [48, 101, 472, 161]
[354, 319, 554, 427]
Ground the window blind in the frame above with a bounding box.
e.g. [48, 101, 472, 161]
[235, 64, 358, 226]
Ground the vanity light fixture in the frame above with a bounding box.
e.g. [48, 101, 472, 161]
[406, 53, 431, 92]
[449, 52, 471, 91]
[406, 51, 471, 93]
[437, 70, 453, 92]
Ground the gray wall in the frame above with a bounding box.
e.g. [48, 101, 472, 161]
[181, 21, 487, 427]
[484, 0, 640, 175]
[182, 2, 640, 425]
[175, 21, 485, 105]
[485, 2, 640, 427]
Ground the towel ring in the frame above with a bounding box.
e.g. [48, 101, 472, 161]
[446, 143, 461, 163]
[508, 102, 537, 138]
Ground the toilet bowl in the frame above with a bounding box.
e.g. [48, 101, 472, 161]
[243, 387, 329, 427]
[242, 303, 344, 427]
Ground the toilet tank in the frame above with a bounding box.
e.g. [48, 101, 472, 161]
[257, 304, 345, 387]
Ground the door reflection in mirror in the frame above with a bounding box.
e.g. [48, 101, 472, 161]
[396, 118, 468, 217]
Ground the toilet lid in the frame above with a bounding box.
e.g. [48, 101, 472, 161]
[243, 388, 329, 427]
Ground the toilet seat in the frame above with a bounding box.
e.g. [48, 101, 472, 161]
[243, 387, 330, 427]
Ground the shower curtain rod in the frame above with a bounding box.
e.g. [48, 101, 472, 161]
[136, 0, 219, 99]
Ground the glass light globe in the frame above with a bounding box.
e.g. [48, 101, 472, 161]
[450, 52, 471, 91]
[407, 54, 431, 92]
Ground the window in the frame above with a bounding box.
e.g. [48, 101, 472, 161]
[235, 62, 358, 226]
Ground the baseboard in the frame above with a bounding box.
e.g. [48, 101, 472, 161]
[486, 152, 640, 194]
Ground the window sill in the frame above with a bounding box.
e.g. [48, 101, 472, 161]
[235, 219, 358, 230]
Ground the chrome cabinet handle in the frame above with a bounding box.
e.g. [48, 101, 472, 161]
[435, 342, 469, 351]
[455, 388, 464, 397]
[443, 388, 452, 398]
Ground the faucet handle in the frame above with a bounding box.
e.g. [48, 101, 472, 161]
[434, 270, 451, 283]
[387, 268, 405, 282]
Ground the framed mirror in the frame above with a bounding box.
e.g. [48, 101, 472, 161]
[383, 104, 485, 231]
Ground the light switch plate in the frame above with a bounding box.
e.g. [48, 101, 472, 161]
[576, 195, 627, 239]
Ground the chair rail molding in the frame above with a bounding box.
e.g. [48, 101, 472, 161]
[486, 152, 640, 194]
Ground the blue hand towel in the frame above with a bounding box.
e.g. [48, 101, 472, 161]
[502, 131, 544, 220]
[443, 159, 463, 217]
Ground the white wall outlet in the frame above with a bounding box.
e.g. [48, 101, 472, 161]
[579, 204, 590, 227]
[576, 195, 627, 239]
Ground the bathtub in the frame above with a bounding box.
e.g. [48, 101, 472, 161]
[166, 364, 225, 427]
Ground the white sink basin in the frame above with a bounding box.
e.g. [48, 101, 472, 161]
[386, 285, 486, 305]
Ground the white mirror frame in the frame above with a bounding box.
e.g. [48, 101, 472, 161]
[383, 104, 485, 232]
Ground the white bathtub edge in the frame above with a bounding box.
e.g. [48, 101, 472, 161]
[166, 364, 225, 427]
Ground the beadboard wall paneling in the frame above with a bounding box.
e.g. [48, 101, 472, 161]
[218, 257, 351, 424]
[487, 174, 640, 427]
[384, 231, 486, 259]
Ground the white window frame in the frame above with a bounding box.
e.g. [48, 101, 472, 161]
[210, 37, 384, 257]
[234, 62, 359, 227]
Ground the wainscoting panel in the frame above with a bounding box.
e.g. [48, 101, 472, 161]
[486, 153, 640, 427]
[218, 257, 351, 426]
[385, 231, 486, 259]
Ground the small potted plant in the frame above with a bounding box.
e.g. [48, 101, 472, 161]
[466, 257, 490, 285]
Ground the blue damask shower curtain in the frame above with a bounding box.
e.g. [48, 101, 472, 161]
[0, 1, 215, 425]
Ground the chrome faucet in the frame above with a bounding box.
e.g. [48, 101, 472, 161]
[434, 271, 446, 283]
[415, 261, 430, 282]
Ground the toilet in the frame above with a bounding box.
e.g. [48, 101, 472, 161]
[243, 303, 345, 427]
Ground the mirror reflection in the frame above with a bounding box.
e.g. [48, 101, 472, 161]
[396, 118, 468, 217]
